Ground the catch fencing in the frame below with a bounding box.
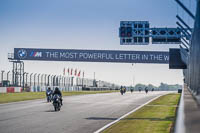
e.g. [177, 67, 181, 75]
[0, 70, 119, 92]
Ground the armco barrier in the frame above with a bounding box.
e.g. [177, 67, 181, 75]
[0, 87, 7, 93]
[0, 86, 81, 93]
[0, 87, 22, 93]
[14, 87, 22, 92]
[7, 87, 14, 93]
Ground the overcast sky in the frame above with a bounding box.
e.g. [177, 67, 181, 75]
[0, 0, 196, 86]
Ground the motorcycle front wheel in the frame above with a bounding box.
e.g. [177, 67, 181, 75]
[54, 106, 57, 111]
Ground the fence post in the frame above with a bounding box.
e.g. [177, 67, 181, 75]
[34, 73, 37, 90]
[30, 73, 33, 87]
[25, 73, 28, 87]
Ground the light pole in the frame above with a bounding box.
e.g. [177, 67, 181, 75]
[62, 76, 65, 87]
[1, 70, 5, 86]
[7, 71, 10, 81]
[34, 73, 37, 89]
[64, 77, 66, 87]
[47, 75, 50, 86]
[30, 73, 33, 87]
[132, 63, 135, 88]
[82, 77, 84, 88]
[37, 74, 40, 88]
[25, 73, 29, 87]
[93, 72, 96, 87]
[56, 75, 59, 86]
[51, 75, 54, 86]
[6, 71, 10, 87]
[44, 74, 47, 86]
[15, 72, 18, 86]
[41, 74, 44, 86]
[59, 75, 62, 87]
[22, 72, 27, 91]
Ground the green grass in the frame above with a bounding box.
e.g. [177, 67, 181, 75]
[0, 90, 117, 104]
[102, 93, 181, 133]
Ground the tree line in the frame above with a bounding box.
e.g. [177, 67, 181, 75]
[132, 82, 182, 91]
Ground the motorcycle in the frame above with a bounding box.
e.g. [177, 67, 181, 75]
[46, 91, 52, 102]
[53, 94, 61, 111]
[120, 89, 124, 95]
[130, 89, 133, 93]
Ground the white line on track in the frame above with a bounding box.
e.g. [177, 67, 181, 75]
[94, 94, 166, 133]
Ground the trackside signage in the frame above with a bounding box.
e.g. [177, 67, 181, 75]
[14, 48, 169, 64]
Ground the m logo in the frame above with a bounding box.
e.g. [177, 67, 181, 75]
[30, 51, 42, 57]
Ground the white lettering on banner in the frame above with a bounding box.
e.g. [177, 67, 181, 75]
[55, 52, 59, 58]
[14, 48, 170, 63]
[148, 54, 169, 61]
[115, 54, 140, 60]
[141, 54, 169, 61]
[46, 52, 59, 58]
[107, 54, 114, 60]
[79, 53, 114, 60]
[158, 55, 163, 61]
[133, 54, 140, 60]
[43, 50, 169, 62]
[60, 52, 77, 59]
[142, 54, 149, 60]
[98, 53, 102, 59]
[164, 55, 169, 61]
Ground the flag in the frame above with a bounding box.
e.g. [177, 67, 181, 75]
[74, 69, 77, 76]
[71, 68, 73, 75]
[63, 68, 65, 76]
[78, 70, 81, 77]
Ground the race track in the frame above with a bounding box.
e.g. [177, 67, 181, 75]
[0, 91, 171, 133]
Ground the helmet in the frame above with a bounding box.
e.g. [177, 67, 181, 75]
[55, 87, 59, 91]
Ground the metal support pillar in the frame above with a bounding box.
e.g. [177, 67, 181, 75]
[30, 73, 33, 87]
[1, 70, 5, 85]
[176, 15, 193, 32]
[175, 0, 195, 19]
[37, 74, 40, 88]
[25, 73, 28, 87]
[7, 71, 10, 82]
[34, 73, 37, 89]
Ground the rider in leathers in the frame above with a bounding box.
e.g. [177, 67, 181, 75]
[46, 87, 53, 97]
[53, 87, 63, 105]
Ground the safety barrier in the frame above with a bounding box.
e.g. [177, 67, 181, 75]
[29, 85, 82, 92]
[0, 87, 22, 93]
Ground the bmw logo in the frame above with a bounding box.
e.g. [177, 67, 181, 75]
[18, 49, 27, 59]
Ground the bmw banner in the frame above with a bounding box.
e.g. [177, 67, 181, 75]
[14, 48, 169, 64]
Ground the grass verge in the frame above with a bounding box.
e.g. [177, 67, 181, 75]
[102, 93, 181, 133]
[0, 90, 117, 104]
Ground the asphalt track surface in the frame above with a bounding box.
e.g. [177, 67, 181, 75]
[0, 91, 171, 133]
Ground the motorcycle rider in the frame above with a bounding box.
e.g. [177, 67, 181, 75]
[130, 88, 133, 93]
[46, 87, 53, 101]
[139, 87, 142, 92]
[120, 86, 124, 95]
[53, 87, 63, 105]
[145, 87, 148, 94]
[123, 86, 126, 94]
